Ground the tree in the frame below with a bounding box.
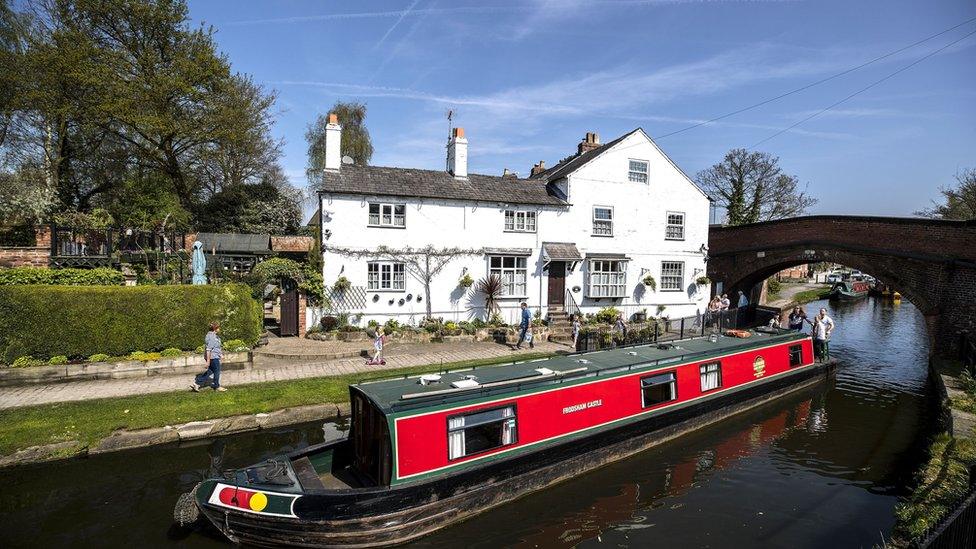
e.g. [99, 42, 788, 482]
[915, 168, 976, 220]
[195, 178, 302, 235]
[306, 101, 373, 187]
[696, 149, 817, 225]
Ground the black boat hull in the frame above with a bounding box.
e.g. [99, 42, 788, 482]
[196, 360, 835, 547]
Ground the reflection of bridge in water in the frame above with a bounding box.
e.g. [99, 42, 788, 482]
[708, 215, 976, 355]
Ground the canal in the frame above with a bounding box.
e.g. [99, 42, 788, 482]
[0, 298, 936, 548]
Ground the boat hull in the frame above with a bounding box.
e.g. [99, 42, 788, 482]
[196, 359, 835, 547]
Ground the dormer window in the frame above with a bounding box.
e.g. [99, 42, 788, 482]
[628, 159, 648, 183]
[504, 210, 537, 233]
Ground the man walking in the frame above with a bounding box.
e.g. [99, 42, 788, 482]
[737, 290, 749, 308]
[811, 308, 835, 362]
[191, 322, 226, 392]
[514, 302, 533, 350]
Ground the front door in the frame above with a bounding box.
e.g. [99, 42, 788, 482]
[548, 261, 566, 307]
[280, 278, 299, 336]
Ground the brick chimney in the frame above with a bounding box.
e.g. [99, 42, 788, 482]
[324, 113, 342, 171]
[577, 132, 600, 155]
[530, 160, 546, 177]
[502, 168, 517, 178]
[446, 127, 468, 178]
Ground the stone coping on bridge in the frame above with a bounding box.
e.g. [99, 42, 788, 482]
[709, 214, 976, 231]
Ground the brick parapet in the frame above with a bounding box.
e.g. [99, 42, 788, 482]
[0, 247, 50, 268]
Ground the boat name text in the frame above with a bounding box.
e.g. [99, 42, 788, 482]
[563, 400, 603, 414]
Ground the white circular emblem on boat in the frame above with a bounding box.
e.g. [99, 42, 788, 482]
[753, 356, 766, 378]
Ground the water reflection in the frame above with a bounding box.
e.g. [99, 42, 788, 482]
[0, 299, 932, 549]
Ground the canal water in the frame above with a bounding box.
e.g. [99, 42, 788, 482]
[0, 298, 935, 548]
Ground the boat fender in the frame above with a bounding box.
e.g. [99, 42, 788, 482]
[173, 482, 202, 527]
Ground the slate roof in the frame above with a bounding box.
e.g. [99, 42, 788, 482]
[542, 242, 582, 261]
[194, 233, 272, 254]
[319, 164, 567, 206]
[529, 129, 639, 182]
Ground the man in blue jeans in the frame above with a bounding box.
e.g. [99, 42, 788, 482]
[191, 322, 227, 392]
[515, 302, 533, 350]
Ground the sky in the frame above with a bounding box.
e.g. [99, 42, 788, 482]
[186, 0, 976, 221]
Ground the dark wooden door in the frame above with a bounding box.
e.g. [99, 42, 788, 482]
[280, 278, 299, 336]
[548, 262, 566, 306]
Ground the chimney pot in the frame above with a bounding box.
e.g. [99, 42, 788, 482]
[530, 160, 547, 177]
[577, 131, 601, 155]
[452, 127, 465, 138]
[327, 113, 338, 124]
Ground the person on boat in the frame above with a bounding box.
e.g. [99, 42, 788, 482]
[571, 314, 582, 350]
[515, 302, 533, 350]
[737, 291, 749, 308]
[788, 307, 806, 331]
[706, 296, 722, 326]
[191, 322, 226, 392]
[811, 308, 835, 362]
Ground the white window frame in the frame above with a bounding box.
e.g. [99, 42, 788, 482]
[367, 261, 405, 291]
[586, 259, 627, 298]
[592, 206, 613, 237]
[660, 261, 684, 292]
[448, 405, 517, 460]
[700, 361, 722, 392]
[489, 255, 528, 297]
[367, 202, 406, 228]
[641, 371, 677, 408]
[665, 211, 685, 241]
[504, 210, 537, 233]
[628, 159, 649, 183]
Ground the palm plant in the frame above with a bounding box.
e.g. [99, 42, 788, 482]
[476, 274, 504, 317]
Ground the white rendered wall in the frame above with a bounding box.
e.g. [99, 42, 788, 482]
[318, 130, 710, 327]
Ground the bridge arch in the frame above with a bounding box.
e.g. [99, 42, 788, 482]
[707, 216, 976, 355]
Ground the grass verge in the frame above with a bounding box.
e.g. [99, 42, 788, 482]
[0, 351, 553, 457]
[893, 360, 976, 543]
[791, 287, 831, 305]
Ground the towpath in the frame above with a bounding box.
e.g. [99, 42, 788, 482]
[0, 339, 564, 410]
[765, 281, 827, 309]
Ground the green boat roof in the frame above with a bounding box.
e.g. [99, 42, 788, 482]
[352, 329, 808, 415]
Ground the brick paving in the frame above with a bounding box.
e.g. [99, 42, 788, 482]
[0, 340, 565, 410]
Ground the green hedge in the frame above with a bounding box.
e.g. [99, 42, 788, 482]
[0, 284, 261, 363]
[0, 267, 124, 286]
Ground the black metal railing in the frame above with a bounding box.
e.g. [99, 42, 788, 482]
[565, 289, 581, 319]
[574, 305, 776, 352]
[911, 466, 976, 549]
[49, 224, 187, 268]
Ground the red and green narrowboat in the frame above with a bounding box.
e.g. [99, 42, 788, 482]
[184, 328, 832, 547]
[829, 279, 871, 301]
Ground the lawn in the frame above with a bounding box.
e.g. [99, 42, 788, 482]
[0, 352, 553, 457]
[791, 287, 831, 305]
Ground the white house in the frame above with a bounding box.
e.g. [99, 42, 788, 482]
[316, 114, 711, 327]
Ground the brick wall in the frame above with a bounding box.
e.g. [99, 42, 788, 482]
[0, 247, 50, 268]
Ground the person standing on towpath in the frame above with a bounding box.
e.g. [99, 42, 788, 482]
[191, 322, 226, 392]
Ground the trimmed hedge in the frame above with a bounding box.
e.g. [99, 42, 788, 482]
[0, 267, 124, 286]
[0, 284, 261, 363]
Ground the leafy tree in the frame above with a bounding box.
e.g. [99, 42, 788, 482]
[696, 149, 817, 225]
[195, 180, 302, 235]
[306, 101, 373, 187]
[915, 168, 976, 220]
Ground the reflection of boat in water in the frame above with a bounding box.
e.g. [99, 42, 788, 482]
[183, 330, 832, 547]
[829, 280, 870, 301]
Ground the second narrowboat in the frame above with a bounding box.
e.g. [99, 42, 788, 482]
[182, 328, 833, 547]
[829, 279, 871, 300]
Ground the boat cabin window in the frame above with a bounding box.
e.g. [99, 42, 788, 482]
[448, 405, 517, 460]
[789, 344, 803, 367]
[641, 372, 677, 407]
[700, 362, 722, 392]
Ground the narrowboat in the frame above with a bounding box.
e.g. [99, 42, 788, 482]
[829, 279, 871, 300]
[183, 328, 833, 547]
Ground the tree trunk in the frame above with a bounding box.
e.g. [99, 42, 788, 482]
[424, 255, 432, 319]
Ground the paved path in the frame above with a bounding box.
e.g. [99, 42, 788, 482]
[0, 341, 565, 410]
[766, 282, 827, 309]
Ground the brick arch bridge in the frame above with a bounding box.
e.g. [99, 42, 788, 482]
[707, 216, 976, 355]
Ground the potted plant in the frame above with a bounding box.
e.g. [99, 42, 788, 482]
[333, 276, 351, 292]
[696, 275, 711, 286]
[633, 308, 648, 322]
[458, 273, 474, 288]
[642, 274, 657, 291]
[476, 275, 503, 317]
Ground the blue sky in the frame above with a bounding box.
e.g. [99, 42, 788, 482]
[187, 0, 976, 220]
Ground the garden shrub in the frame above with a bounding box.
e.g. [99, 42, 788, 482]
[0, 284, 261, 363]
[383, 319, 400, 333]
[160, 348, 182, 358]
[594, 306, 621, 324]
[129, 351, 162, 361]
[48, 355, 68, 365]
[88, 353, 110, 363]
[321, 315, 339, 331]
[0, 267, 124, 286]
[223, 339, 249, 352]
[11, 356, 44, 368]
